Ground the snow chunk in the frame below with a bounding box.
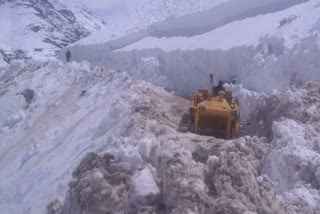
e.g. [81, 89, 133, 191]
[132, 166, 160, 198]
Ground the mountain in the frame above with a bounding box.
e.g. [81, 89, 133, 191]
[0, 0, 105, 63]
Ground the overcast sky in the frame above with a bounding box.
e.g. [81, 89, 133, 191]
[70, 0, 145, 20]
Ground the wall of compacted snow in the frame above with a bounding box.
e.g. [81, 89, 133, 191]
[66, 35, 320, 97]
[244, 80, 320, 208]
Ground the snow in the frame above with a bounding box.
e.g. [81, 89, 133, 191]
[0, 58, 7, 68]
[0, 60, 136, 213]
[120, 0, 320, 51]
[65, 0, 320, 96]
[286, 186, 319, 207]
[225, 84, 266, 120]
[76, 0, 230, 46]
[263, 119, 320, 203]
[1, 0, 320, 213]
[132, 167, 160, 196]
[0, 59, 189, 214]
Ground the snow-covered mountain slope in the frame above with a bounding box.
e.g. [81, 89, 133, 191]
[120, 0, 320, 51]
[72, 0, 309, 50]
[0, 0, 104, 62]
[76, 0, 229, 46]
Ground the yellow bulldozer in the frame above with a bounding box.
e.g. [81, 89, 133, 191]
[188, 77, 240, 139]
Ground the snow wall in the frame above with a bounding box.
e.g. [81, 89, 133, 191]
[66, 35, 320, 96]
[63, 0, 309, 53]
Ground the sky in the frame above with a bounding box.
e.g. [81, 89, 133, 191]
[69, 0, 145, 20]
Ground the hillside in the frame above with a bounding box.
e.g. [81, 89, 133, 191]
[0, 0, 104, 62]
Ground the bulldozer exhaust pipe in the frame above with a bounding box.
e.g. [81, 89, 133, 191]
[208, 74, 214, 98]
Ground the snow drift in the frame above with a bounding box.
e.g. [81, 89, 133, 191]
[45, 72, 320, 214]
[0, 60, 186, 214]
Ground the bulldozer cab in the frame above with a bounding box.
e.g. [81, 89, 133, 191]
[188, 86, 240, 139]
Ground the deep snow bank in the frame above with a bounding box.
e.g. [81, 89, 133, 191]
[67, 35, 320, 96]
[0, 59, 188, 214]
[248, 80, 320, 138]
[48, 130, 320, 214]
[47, 80, 320, 214]
[238, 80, 320, 209]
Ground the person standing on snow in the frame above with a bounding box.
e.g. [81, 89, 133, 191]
[66, 50, 71, 63]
